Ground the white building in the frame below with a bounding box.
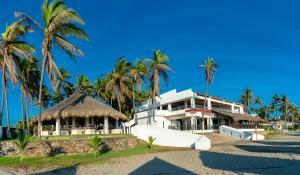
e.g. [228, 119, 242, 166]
[135, 89, 264, 133]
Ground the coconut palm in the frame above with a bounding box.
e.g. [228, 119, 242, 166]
[17, 57, 39, 134]
[198, 57, 218, 133]
[198, 57, 218, 108]
[16, 0, 88, 137]
[106, 58, 132, 112]
[75, 74, 93, 94]
[271, 94, 281, 120]
[0, 21, 35, 138]
[145, 50, 173, 124]
[94, 76, 111, 103]
[240, 88, 254, 113]
[128, 58, 147, 121]
[56, 68, 74, 97]
[279, 95, 289, 130]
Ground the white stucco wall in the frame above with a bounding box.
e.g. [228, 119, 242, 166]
[219, 125, 265, 141]
[131, 125, 211, 150]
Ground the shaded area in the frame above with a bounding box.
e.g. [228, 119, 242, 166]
[129, 157, 197, 175]
[200, 151, 299, 175]
[235, 144, 300, 154]
[30, 164, 79, 175]
[252, 141, 300, 146]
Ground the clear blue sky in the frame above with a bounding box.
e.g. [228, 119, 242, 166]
[1, 0, 300, 125]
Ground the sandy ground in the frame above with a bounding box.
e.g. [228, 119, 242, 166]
[2, 132, 300, 175]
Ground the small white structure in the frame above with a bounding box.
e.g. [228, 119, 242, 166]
[131, 125, 211, 150]
[219, 125, 265, 141]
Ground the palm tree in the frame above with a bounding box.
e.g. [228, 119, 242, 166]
[56, 68, 74, 97]
[271, 94, 281, 120]
[0, 21, 35, 138]
[280, 95, 289, 131]
[198, 57, 218, 108]
[240, 88, 254, 113]
[17, 57, 39, 134]
[75, 74, 93, 94]
[145, 49, 173, 124]
[129, 58, 147, 122]
[94, 76, 111, 103]
[16, 0, 88, 138]
[106, 58, 131, 112]
[198, 57, 218, 133]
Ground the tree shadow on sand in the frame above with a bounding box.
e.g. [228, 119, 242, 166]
[30, 164, 79, 175]
[129, 157, 197, 175]
[200, 151, 299, 175]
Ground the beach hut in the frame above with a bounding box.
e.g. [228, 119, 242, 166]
[30, 92, 128, 136]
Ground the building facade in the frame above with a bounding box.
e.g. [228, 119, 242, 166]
[135, 89, 262, 133]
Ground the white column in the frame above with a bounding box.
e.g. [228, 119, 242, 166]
[55, 117, 61, 136]
[115, 119, 119, 128]
[72, 117, 76, 128]
[231, 105, 235, 113]
[91, 117, 95, 126]
[66, 118, 69, 128]
[191, 117, 195, 130]
[85, 118, 90, 127]
[207, 98, 212, 110]
[184, 100, 188, 109]
[104, 117, 109, 134]
[167, 103, 172, 111]
[191, 98, 195, 108]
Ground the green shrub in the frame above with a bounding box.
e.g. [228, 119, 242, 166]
[89, 136, 105, 157]
[14, 132, 30, 161]
[147, 136, 156, 150]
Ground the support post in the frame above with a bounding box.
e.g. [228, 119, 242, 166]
[91, 117, 95, 127]
[55, 117, 61, 136]
[207, 99, 212, 110]
[104, 117, 109, 134]
[115, 119, 119, 128]
[85, 117, 89, 127]
[191, 97, 195, 108]
[66, 118, 69, 128]
[72, 117, 76, 128]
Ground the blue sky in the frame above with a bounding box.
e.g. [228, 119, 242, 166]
[1, 0, 300, 125]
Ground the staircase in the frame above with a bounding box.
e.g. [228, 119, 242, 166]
[204, 132, 237, 146]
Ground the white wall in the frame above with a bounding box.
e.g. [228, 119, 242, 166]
[219, 125, 265, 141]
[131, 125, 211, 150]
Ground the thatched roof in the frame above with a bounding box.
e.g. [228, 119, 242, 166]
[213, 110, 266, 122]
[31, 92, 128, 122]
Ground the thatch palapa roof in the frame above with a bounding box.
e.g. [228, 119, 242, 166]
[31, 92, 128, 122]
[212, 110, 266, 123]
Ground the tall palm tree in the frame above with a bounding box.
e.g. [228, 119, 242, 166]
[145, 49, 173, 124]
[17, 57, 39, 134]
[198, 57, 218, 133]
[198, 57, 218, 108]
[129, 58, 147, 122]
[56, 68, 74, 97]
[16, 0, 88, 137]
[280, 95, 289, 131]
[240, 88, 254, 113]
[75, 74, 93, 94]
[106, 58, 131, 112]
[94, 76, 111, 103]
[271, 94, 281, 120]
[0, 21, 35, 138]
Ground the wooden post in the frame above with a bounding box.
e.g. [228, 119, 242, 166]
[91, 117, 95, 126]
[66, 118, 69, 128]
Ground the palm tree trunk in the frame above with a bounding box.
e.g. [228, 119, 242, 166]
[132, 84, 137, 123]
[285, 102, 288, 132]
[21, 89, 25, 133]
[0, 68, 5, 139]
[5, 85, 11, 138]
[202, 80, 209, 134]
[38, 56, 47, 139]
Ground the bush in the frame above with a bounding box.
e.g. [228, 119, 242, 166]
[89, 136, 105, 157]
[147, 136, 156, 150]
[14, 132, 30, 161]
